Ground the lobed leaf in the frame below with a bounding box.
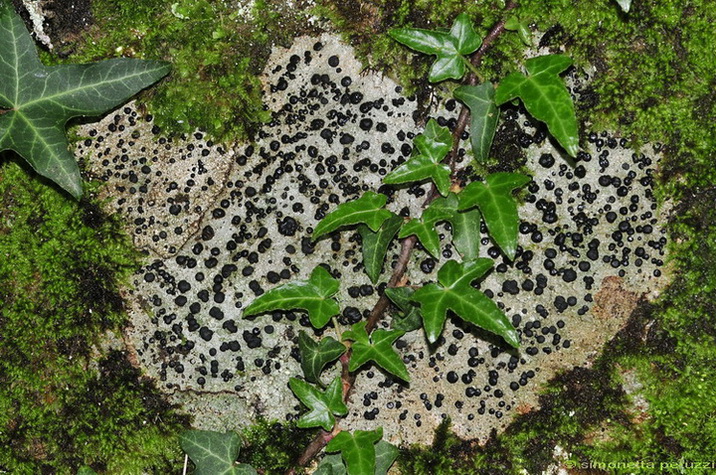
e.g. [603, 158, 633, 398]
[326, 429, 383, 475]
[342, 322, 410, 382]
[180, 430, 258, 475]
[504, 16, 532, 46]
[358, 214, 404, 284]
[243, 266, 340, 328]
[289, 377, 348, 431]
[0, 4, 170, 198]
[314, 454, 347, 475]
[458, 173, 531, 260]
[298, 331, 346, 385]
[454, 83, 498, 162]
[495, 54, 579, 157]
[385, 287, 423, 332]
[389, 14, 481, 82]
[412, 259, 519, 347]
[398, 217, 441, 259]
[313, 192, 394, 240]
[383, 119, 453, 195]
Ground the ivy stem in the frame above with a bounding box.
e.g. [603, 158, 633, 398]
[288, 4, 518, 472]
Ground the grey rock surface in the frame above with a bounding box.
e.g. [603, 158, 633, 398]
[78, 33, 670, 445]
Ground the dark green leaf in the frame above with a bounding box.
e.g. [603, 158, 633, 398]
[289, 377, 348, 431]
[398, 217, 441, 258]
[298, 331, 346, 385]
[614, 0, 631, 12]
[458, 173, 531, 260]
[0, 4, 169, 198]
[314, 454, 347, 475]
[374, 440, 399, 475]
[495, 54, 579, 157]
[313, 192, 394, 240]
[385, 287, 423, 332]
[426, 193, 481, 259]
[383, 119, 452, 195]
[412, 259, 519, 347]
[342, 322, 410, 382]
[389, 15, 481, 82]
[243, 266, 339, 328]
[454, 83, 498, 162]
[326, 429, 383, 475]
[358, 214, 404, 284]
[450, 13, 482, 54]
[180, 430, 258, 475]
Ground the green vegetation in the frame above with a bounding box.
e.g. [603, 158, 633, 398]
[53, 0, 315, 143]
[0, 3, 169, 198]
[0, 160, 188, 473]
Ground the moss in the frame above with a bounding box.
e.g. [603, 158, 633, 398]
[46, 0, 319, 143]
[240, 419, 313, 474]
[0, 158, 189, 474]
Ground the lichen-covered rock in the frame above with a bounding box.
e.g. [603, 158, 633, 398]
[79, 33, 669, 445]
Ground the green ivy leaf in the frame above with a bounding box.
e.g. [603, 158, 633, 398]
[383, 119, 453, 195]
[412, 259, 519, 347]
[425, 193, 481, 259]
[289, 377, 348, 431]
[389, 13, 481, 82]
[342, 322, 410, 382]
[358, 214, 403, 284]
[298, 330, 346, 385]
[374, 440, 399, 475]
[454, 83, 498, 162]
[397, 196, 455, 258]
[243, 266, 339, 328]
[614, 0, 632, 12]
[504, 16, 532, 46]
[180, 430, 257, 475]
[0, 4, 170, 199]
[316, 440, 398, 475]
[315, 453, 347, 475]
[313, 192, 394, 240]
[458, 173, 531, 260]
[495, 54, 579, 157]
[326, 428, 383, 475]
[385, 287, 423, 332]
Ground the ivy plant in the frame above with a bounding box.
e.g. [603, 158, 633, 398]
[0, 3, 169, 198]
[181, 9, 580, 474]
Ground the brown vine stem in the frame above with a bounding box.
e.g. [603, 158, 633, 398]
[288, 3, 517, 473]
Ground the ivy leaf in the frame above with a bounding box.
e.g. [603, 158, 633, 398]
[289, 377, 348, 431]
[298, 330, 346, 385]
[358, 214, 403, 284]
[614, 0, 632, 12]
[495, 54, 579, 157]
[389, 13, 481, 82]
[180, 430, 257, 475]
[316, 440, 398, 475]
[383, 119, 453, 195]
[243, 266, 339, 328]
[374, 440, 399, 475]
[342, 322, 410, 382]
[458, 173, 531, 260]
[313, 192, 394, 240]
[397, 196, 455, 258]
[413, 259, 518, 347]
[504, 16, 532, 46]
[326, 428, 383, 475]
[385, 287, 423, 332]
[315, 454, 347, 475]
[0, 4, 170, 199]
[425, 193, 481, 260]
[454, 83, 498, 162]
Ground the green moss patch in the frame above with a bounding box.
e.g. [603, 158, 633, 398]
[0, 158, 189, 473]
